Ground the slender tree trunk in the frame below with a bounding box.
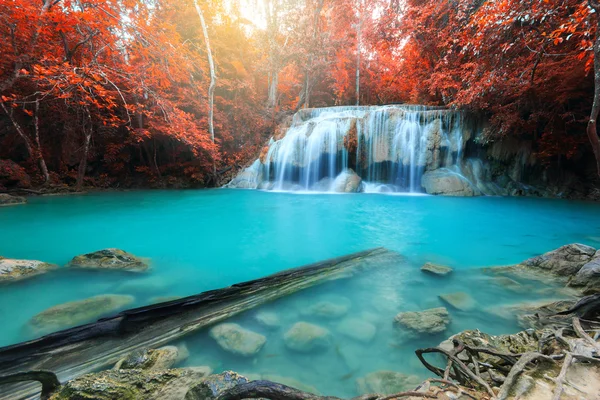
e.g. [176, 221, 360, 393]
[355, 0, 362, 106]
[266, 0, 279, 110]
[34, 99, 50, 183]
[76, 121, 92, 191]
[588, 1, 600, 177]
[194, 0, 217, 175]
[1, 102, 34, 157]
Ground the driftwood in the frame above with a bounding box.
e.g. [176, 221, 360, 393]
[0, 247, 400, 400]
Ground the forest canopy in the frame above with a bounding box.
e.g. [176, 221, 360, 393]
[0, 0, 598, 190]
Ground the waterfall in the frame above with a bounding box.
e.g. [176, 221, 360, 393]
[226, 105, 483, 194]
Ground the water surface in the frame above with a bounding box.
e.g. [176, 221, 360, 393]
[1, 190, 599, 395]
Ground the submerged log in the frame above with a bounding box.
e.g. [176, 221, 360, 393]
[0, 247, 398, 400]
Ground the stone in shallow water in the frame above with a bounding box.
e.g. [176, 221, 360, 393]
[283, 321, 331, 352]
[490, 276, 526, 293]
[356, 370, 422, 395]
[336, 318, 377, 343]
[114, 345, 185, 371]
[68, 248, 149, 272]
[439, 292, 477, 311]
[254, 310, 281, 329]
[420, 262, 453, 276]
[209, 323, 266, 357]
[300, 295, 351, 319]
[0, 193, 26, 206]
[29, 294, 135, 335]
[0, 257, 58, 283]
[394, 307, 450, 335]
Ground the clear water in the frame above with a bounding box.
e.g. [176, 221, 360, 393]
[1, 190, 600, 396]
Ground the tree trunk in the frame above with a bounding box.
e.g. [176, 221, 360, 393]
[76, 126, 92, 191]
[355, 0, 362, 106]
[34, 99, 50, 183]
[588, 1, 600, 177]
[1, 102, 34, 158]
[194, 0, 217, 175]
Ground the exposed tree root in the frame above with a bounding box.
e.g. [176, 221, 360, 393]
[0, 370, 60, 400]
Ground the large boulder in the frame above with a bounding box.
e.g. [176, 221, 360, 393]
[209, 323, 266, 357]
[0, 193, 26, 206]
[570, 250, 600, 293]
[394, 307, 450, 335]
[356, 371, 422, 395]
[49, 367, 213, 400]
[0, 257, 58, 283]
[332, 169, 364, 193]
[28, 294, 135, 335]
[283, 322, 331, 352]
[421, 168, 477, 196]
[68, 248, 149, 272]
[519, 244, 596, 277]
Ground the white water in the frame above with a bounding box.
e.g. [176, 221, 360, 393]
[230, 106, 475, 193]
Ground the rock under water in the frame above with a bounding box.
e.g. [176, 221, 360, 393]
[68, 248, 150, 272]
[0, 257, 58, 283]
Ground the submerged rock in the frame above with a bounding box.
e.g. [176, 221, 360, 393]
[254, 311, 281, 329]
[50, 367, 213, 400]
[421, 169, 476, 196]
[283, 321, 331, 352]
[28, 294, 134, 335]
[420, 262, 453, 276]
[490, 276, 526, 293]
[439, 292, 476, 311]
[394, 307, 450, 335]
[332, 169, 364, 193]
[0, 257, 58, 283]
[300, 296, 351, 319]
[209, 323, 266, 357]
[356, 371, 421, 395]
[336, 318, 377, 343]
[68, 248, 149, 272]
[114, 346, 184, 371]
[0, 193, 26, 206]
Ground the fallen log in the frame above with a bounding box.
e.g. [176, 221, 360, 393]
[0, 247, 399, 400]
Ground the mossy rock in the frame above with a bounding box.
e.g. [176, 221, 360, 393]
[29, 294, 135, 335]
[50, 367, 213, 400]
[0, 258, 58, 283]
[68, 248, 149, 272]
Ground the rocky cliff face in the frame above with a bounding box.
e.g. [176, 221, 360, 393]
[226, 105, 595, 198]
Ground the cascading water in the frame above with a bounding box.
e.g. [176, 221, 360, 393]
[227, 105, 499, 195]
